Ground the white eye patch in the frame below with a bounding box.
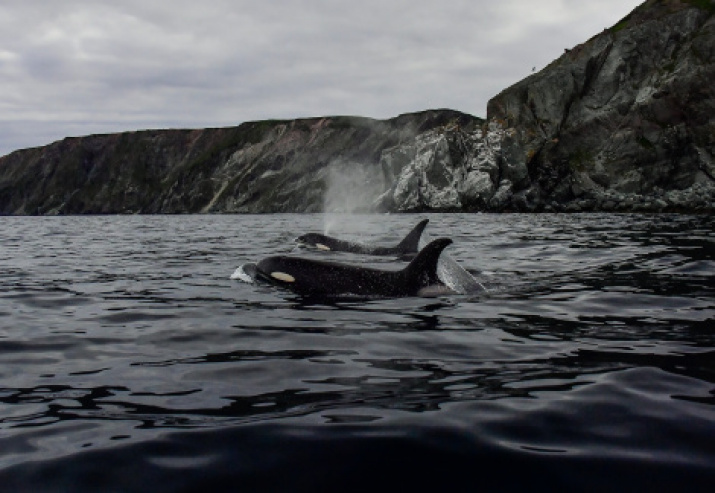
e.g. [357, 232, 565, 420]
[316, 243, 331, 251]
[270, 271, 296, 283]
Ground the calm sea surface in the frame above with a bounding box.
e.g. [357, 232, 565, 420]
[0, 213, 713, 492]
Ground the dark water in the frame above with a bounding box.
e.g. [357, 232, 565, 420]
[1, 213, 713, 492]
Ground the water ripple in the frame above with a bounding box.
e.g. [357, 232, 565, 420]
[0, 213, 713, 491]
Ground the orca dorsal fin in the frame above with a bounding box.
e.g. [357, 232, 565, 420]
[395, 219, 429, 253]
[403, 237, 452, 287]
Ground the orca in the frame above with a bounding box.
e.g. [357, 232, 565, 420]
[255, 238, 453, 297]
[295, 219, 429, 256]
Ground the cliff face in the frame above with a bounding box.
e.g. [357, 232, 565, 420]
[0, 110, 478, 214]
[1, 0, 713, 214]
[379, 0, 715, 212]
[490, 0, 715, 211]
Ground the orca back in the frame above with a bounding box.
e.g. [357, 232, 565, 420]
[255, 237, 453, 298]
[295, 219, 429, 256]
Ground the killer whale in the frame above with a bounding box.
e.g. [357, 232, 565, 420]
[255, 238, 453, 297]
[295, 219, 429, 256]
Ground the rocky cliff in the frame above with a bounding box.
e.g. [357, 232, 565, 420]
[0, 110, 478, 214]
[379, 0, 715, 212]
[1, 0, 713, 214]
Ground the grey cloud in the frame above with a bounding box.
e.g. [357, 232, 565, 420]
[0, 0, 643, 156]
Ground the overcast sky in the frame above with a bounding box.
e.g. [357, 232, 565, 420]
[0, 0, 644, 157]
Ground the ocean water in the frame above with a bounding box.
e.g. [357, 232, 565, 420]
[0, 213, 713, 492]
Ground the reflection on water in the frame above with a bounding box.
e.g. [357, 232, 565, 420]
[0, 213, 713, 491]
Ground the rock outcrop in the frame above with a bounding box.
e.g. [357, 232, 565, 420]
[1, 0, 713, 214]
[379, 0, 715, 212]
[0, 110, 478, 214]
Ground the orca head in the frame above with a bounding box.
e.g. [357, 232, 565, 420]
[255, 256, 303, 286]
[255, 255, 356, 296]
[295, 233, 333, 251]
